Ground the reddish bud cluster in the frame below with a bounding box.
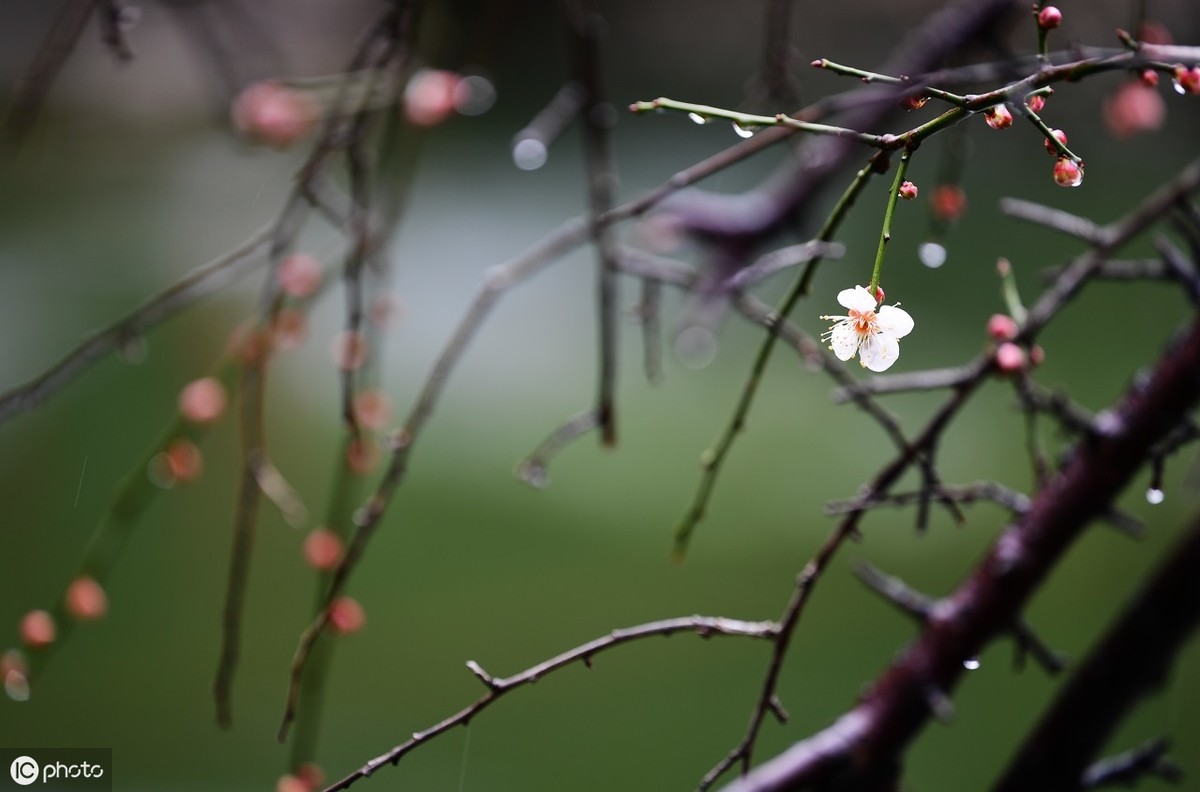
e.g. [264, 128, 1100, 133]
[20, 610, 56, 648]
[1037, 6, 1063, 30]
[987, 314, 1019, 342]
[276, 254, 322, 299]
[1175, 65, 1200, 95]
[404, 69, 462, 127]
[231, 81, 319, 149]
[303, 528, 343, 571]
[179, 377, 227, 424]
[1103, 82, 1165, 138]
[65, 576, 108, 621]
[984, 103, 1013, 130]
[1026, 93, 1046, 113]
[898, 181, 919, 200]
[1053, 157, 1083, 187]
[328, 596, 366, 635]
[930, 184, 967, 222]
[1043, 128, 1068, 154]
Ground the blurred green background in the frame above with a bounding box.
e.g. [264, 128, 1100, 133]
[2, 1, 1199, 790]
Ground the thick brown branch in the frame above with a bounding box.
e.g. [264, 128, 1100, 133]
[991, 513, 1200, 791]
[722, 318, 1200, 791]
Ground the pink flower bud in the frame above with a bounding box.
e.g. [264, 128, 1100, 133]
[369, 291, 406, 329]
[65, 576, 108, 621]
[1029, 344, 1046, 366]
[231, 81, 319, 150]
[898, 181, 918, 200]
[328, 596, 366, 635]
[1103, 82, 1165, 139]
[984, 103, 1013, 130]
[1053, 157, 1084, 187]
[1043, 128, 1068, 154]
[296, 764, 324, 789]
[275, 774, 310, 792]
[346, 436, 381, 476]
[20, 610, 56, 648]
[331, 330, 368, 371]
[873, 286, 886, 304]
[1139, 69, 1159, 88]
[303, 528, 343, 571]
[228, 322, 270, 364]
[1037, 6, 1062, 30]
[271, 309, 308, 351]
[353, 389, 393, 431]
[987, 314, 1019, 342]
[179, 377, 227, 424]
[1174, 65, 1200, 95]
[931, 184, 967, 221]
[995, 342, 1026, 373]
[165, 439, 203, 482]
[276, 254, 322, 299]
[1025, 94, 1046, 113]
[404, 69, 462, 127]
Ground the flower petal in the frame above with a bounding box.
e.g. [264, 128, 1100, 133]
[837, 286, 877, 313]
[828, 321, 859, 361]
[876, 304, 914, 339]
[859, 333, 900, 372]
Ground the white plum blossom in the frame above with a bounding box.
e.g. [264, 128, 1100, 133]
[820, 286, 914, 372]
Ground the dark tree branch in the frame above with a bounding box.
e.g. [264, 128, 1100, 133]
[721, 317, 1200, 792]
[991, 511, 1200, 792]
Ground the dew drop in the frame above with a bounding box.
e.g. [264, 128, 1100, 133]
[687, 112, 709, 125]
[963, 657, 981, 671]
[1173, 79, 1187, 95]
[1146, 487, 1165, 505]
[4, 670, 30, 702]
[732, 122, 755, 139]
[454, 75, 496, 116]
[118, 335, 148, 364]
[512, 137, 548, 171]
[675, 326, 717, 369]
[918, 242, 947, 269]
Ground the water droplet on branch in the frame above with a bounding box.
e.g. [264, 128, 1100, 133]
[918, 242, 947, 269]
[1146, 487, 1165, 505]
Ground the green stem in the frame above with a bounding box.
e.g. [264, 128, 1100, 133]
[868, 150, 913, 295]
[1018, 104, 1082, 163]
[671, 155, 882, 558]
[630, 97, 885, 147]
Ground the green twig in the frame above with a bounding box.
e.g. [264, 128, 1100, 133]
[869, 150, 913, 295]
[671, 155, 882, 558]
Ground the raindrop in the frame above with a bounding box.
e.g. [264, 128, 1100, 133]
[675, 326, 717, 370]
[512, 137, 548, 171]
[1146, 487, 1165, 505]
[4, 670, 30, 702]
[118, 335, 148, 364]
[145, 453, 176, 490]
[1173, 79, 1187, 95]
[687, 112, 709, 125]
[454, 75, 497, 116]
[732, 122, 755, 139]
[963, 657, 981, 671]
[918, 242, 947, 269]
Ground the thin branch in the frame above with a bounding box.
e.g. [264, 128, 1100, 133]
[0, 224, 273, 424]
[323, 615, 778, 791]
[1000, 197, 1107, 244]
[1080, 737, 1183, 789]
[824, 481, 1031, 517]
[3, 0, 95, 144]
[574, 9, 620, 448]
